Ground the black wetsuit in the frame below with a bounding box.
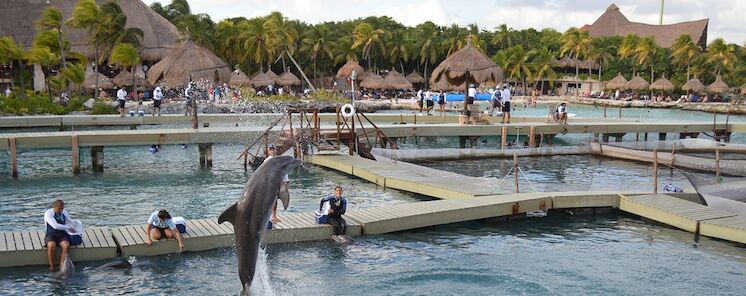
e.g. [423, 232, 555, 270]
[321, 196, 347, 235]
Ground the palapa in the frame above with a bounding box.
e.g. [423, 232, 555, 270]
[707, 75, 729, 94]
[405, 71, 425, 84]
[384, 69, 413, 90]
[250, 71, 273, 88]
[230, 69, 252, 86]
[682, 77, 705, 93]
[430, 78, 450, 91]
[558, 56, 578, 68]
[146, 39, 231, 87]
[625, 74, 649, 90]
[276, 71, 301, 86]
[265, 69, 278, 82]
[83, 72, 114, 90]
[430, 36, 503, 87]
[359, 74, 386, 89]
[741, 85, 746, 95]
[605, 73, 628, 90]
[579, 59, 600, 70]
[336, 60, 365, 79]
[650, 76, 674, 91]
[112, 69, 147, 87]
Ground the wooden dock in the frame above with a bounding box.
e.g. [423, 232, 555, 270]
[0, 227, 118, 267]
[371, 145, 590, 161]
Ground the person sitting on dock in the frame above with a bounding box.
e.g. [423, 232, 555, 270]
[44, 199, 77, 271]
[321, 186, 348, 235]
[266, 144, 290, 223]
[556, 103, 568, 124]
[145, 209, 184, 250]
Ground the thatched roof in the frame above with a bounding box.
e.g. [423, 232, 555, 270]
[265, 69, 278, 82]
[682, 77, 705, 93]
[230, 69, 252, 86]
[557, 56, 578, 68]
[625, 75, 649, 90]
[579, 59, 600, 70]
[384, 69, 413, 90]
[650, 76, 674, 91]
[707, 75, 729, 94]
[276, 71, 301, 86]
[586, 4, 708, 48]
[336, 60, 365, 79]
[83, 73, 114, 89]
[430, 35, 503, 86]
[147, 39, 231, 87]
[250, 71, 273, 88]
[360, 74, 386, 89]
[605, 73, 628, 90]
[741, 85, 746, 96]
[112, 69, 147, 87]
[405, 71, 425, 84]
[0, 0, 181, 62]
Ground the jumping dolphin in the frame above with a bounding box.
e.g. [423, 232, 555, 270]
[218, 155, 301, 295]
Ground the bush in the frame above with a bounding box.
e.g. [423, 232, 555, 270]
[0, 94, 91, 115]
[310, 89, 347, 103]
[90, 102, 117, 115]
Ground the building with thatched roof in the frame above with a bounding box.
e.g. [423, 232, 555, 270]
[606, 73, 628, 90]
[650, 77, 674, 91]
[625, 75, 649, 90]
[276, 71, 301, 87]
[707, 75, 729, 94]
[741, 85, 746, 96]
[336, 60, 365, 79]
[383, 70, 413, 90]
[230, 69, 252, 86]
[147, 39, 231, 87]
[83, 73, 114, 90]
[265, 69, 278, 83]
[584, 4, 708, 48]
[250, 71, 273, 88]
[682, 77, 705, 93]
[405, 71, 425, 84]
[0, 0, 181, 62]
[360, 74, 386, 89]
[113, 69, 147, 87]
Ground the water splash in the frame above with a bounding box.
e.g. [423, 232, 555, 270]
[250, 248, 275, 296]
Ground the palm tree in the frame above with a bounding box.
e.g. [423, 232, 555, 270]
[491, 24, 514, 49]
[529, 47, 558, 94]
[332, 37, 358, 65]
[67, 0, 109, 99]
[174, 13, 216, 50]
[26, 45, 59, 100]
[618, 34, 640, 74]
[264, 12, 298, 71]
[671, 34, 701, 81]
[0, 37, 27, 92]
[242, 17, 273, 70]
[61, 63, 86, 93]
[387, 29, 411, 73]
[110, 43, 140, 94]
[301, 26, 333, 86]
[351, 22, 385, 70]
[442, 24, 466, 57]
[507, 45, 532, 93]
[414, 22, 440, 88]
[37, 6, 67, 69]
[707, 38, 737, 76]
[635, 36, 657, 81]
[560, 28, 590, 80]
[215, 19, 243, 67]
[587, 42, 615, 82]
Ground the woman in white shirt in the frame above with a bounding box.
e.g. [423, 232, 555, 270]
[145, 209, 184, 250]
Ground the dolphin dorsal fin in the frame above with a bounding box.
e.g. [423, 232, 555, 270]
[218, 202, 238, 224]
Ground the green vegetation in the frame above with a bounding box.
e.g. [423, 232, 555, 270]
[0, 93, 85, 115]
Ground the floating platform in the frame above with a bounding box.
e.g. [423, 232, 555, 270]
[0, 227, 117, 268]
[372, 146, 590, 161]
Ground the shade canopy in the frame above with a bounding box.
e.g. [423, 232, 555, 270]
[625, 75, 649, 90]
[682, 77, 705, 93]
[359, 74, 386, 89]
[265, 69, 278, 82]
[112, 69, 147, 87]
[230, 69, 252, 86]
[336, 60, 365, 79]
[83, 72, 114, 90]
[650, 76, 674, 91]
[405, 71, 425, 84]
[384, 69, 413, 90]
[430, 35, 503, 87]
[707, 75, 729, 94]
[147, 39, 231, 87]
[276, 71, 301, 86]
[605, 73, 628, 90]
[250, 71, 273, 88]
[741, 85, 746, 95]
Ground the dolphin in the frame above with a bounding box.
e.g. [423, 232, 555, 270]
[218, 155, 301, 295]
[56, 255, 74, 276]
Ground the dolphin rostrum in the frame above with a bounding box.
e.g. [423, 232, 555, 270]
[218, 155, 301, 295]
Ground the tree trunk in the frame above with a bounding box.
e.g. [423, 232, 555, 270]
[399, 59, 404, 75]
[686, 63, 690, 81]
[57, 27, 67, 69]
[313, 59, 317, 88]
[94, 45, 99, 100]
[424, 61, 428, 88]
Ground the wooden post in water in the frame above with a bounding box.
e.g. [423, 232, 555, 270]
[91, 146, 104, 173]
[191, 99, 199, 129]
[528, 126, 536, 148]
[243, 153, 248, 171]
[9, 137, 17, 178]
[652, 148, 658, 194]
[618, 107, 622, 118]
[501, 126, 507, 150]
[715, 147, 721, 183]
[603, 104, 607, 117]
[712, 112, 717, 141]
[72, 135, 80, 175]
[513, 153, 519, 193]
[670, 143, 676, 167]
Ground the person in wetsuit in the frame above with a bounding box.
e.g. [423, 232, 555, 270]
[320, 186, 348, 235]
[44, 199, 77, 271]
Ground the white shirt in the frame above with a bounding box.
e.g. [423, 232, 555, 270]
[467, 87, 476, 98]
[153, 87, 163, 101]
[557, 105, 566, 113]
[425, 91, 433, 101]
[266, 155, 290, 182]
[4, 88, 10, 96]
[148, 211, 177, 229]
[44, 209, 73, 231]
[490, 89, 499, 101]
[417, 90, 423, 98]
[501, 88, 511, 102]
[117, 89, 127, 101]
[184, 86, 191, 98]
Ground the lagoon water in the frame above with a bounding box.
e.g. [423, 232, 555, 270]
[1, 107, 745, 295]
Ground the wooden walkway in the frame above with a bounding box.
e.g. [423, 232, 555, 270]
[308, 154, 501, 199]
[620, 194, 746, 244]
[371, 146, 590, 161]
[0, 227, 117, 267]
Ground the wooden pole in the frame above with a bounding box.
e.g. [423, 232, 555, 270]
[715, 147, 720, 183]
[72, 135, 80, 175]
[501, 126, 507, 150]
[191, 99, 199, 129]
[513, 153, 519, 193]
[9, 137, 17, 178]
[528, 126, 536, 148]
[669, 143, 675, 167]
[603, 104, 607, 117]
[652, 148, 658, 194]
[618, 107, 622, 118]
[712, 112, 717, 141]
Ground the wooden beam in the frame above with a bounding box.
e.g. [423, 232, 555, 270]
[72, 135, 80, 175]
[9, 138, 17, 178]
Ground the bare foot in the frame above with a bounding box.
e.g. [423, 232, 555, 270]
[272, 216, 281, 223]
[49, 265, 55, 272]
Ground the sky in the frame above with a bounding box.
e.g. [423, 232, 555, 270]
[142, 0, 745, 44]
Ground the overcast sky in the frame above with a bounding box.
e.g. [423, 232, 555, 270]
[143, 0, 745, 44]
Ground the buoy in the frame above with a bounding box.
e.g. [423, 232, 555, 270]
[341, 103, 355, 118]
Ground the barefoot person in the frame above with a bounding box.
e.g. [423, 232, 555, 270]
[266, 144, 290, 223]
[44, 199, 77, 271]
[145, 209, 184, 250]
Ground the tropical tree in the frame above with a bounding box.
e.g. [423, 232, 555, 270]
[671, 34, 701, 81]
[174, 13, 216, 50]
[215, 19, 243, 68]
[264, 12, 298, 71]
[618, 34, 640, 73]
[242, 17, 273, 70]
[387, 29, 411, 73]
[442, 24, 467, 57]
[301, 26, 333, 85]
[587, 41, 615, 82]
[98, 2, 144, 60]
[635, 36, 657, 80]
[413, 22, 440, 87]
[332, 37, 358, 65]
[506, 45, 532, 93]
[0, 37, 27, 91]
[37, 6, 67, 69]
[560, 28, 590, 79]
[351, 22, 385, 70]
[109, 43, 140, 93]
[61, 62, 86, 92]
[707, 38, 737, 76]
[529, 47, 558, 94]
[491, 24, 514, 49]
[26, 46, 59, 100]
[150, 0, 191, 21]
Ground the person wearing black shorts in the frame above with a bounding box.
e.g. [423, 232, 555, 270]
[467, 84, 477, 112]
[500, 85, 512, 124]
[44, 199, 77, 271]
[437, 91, 446, 114]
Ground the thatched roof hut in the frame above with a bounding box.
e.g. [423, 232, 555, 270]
[579, 59, 600, 70]
[430, 35, 503, 87]
[741, 85, 746, 96]
[682, 77, 705, 93]
[276, 71, 301, 86]
[112, 69, 147, 87]
[707, 75, 729, 94]
[384, 70, 413, 90]
[430, 78, 449, 91]
[83, 73, 114, 90]
[625, 75, 649, 90]
[605, 73, 628, 90]
[405, 71, 425, 84]
[0, 0, 180, 62]
[360, 74, 386, 89]
[336, 60, 365, 79]
[250, 71, 273, 88]
[265, 69, 278, 83]
[146, 39, 231, 87]
[230, 69, 252, 86]
[650, 76, 674, 91]
[557, 56, 578, 68]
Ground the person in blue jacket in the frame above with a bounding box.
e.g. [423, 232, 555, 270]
[320, 186, 347, 235]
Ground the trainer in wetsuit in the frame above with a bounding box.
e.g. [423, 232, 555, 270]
[321, 186, 348, 235]
[44, 199, 76, 271]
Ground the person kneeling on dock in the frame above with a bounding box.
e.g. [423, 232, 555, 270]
[320, 186, 348, 235]
[145, 210, 184, 251]
[44, 199, 77, 271]
[556, 103, 568, 124]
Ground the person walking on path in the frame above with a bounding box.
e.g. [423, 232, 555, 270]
[500, 85, 512, 124]
[116, 87, 128, 117]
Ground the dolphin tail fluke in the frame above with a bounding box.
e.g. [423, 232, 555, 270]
[218, 202, 238, 225]
[241, 283, 252, 296]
